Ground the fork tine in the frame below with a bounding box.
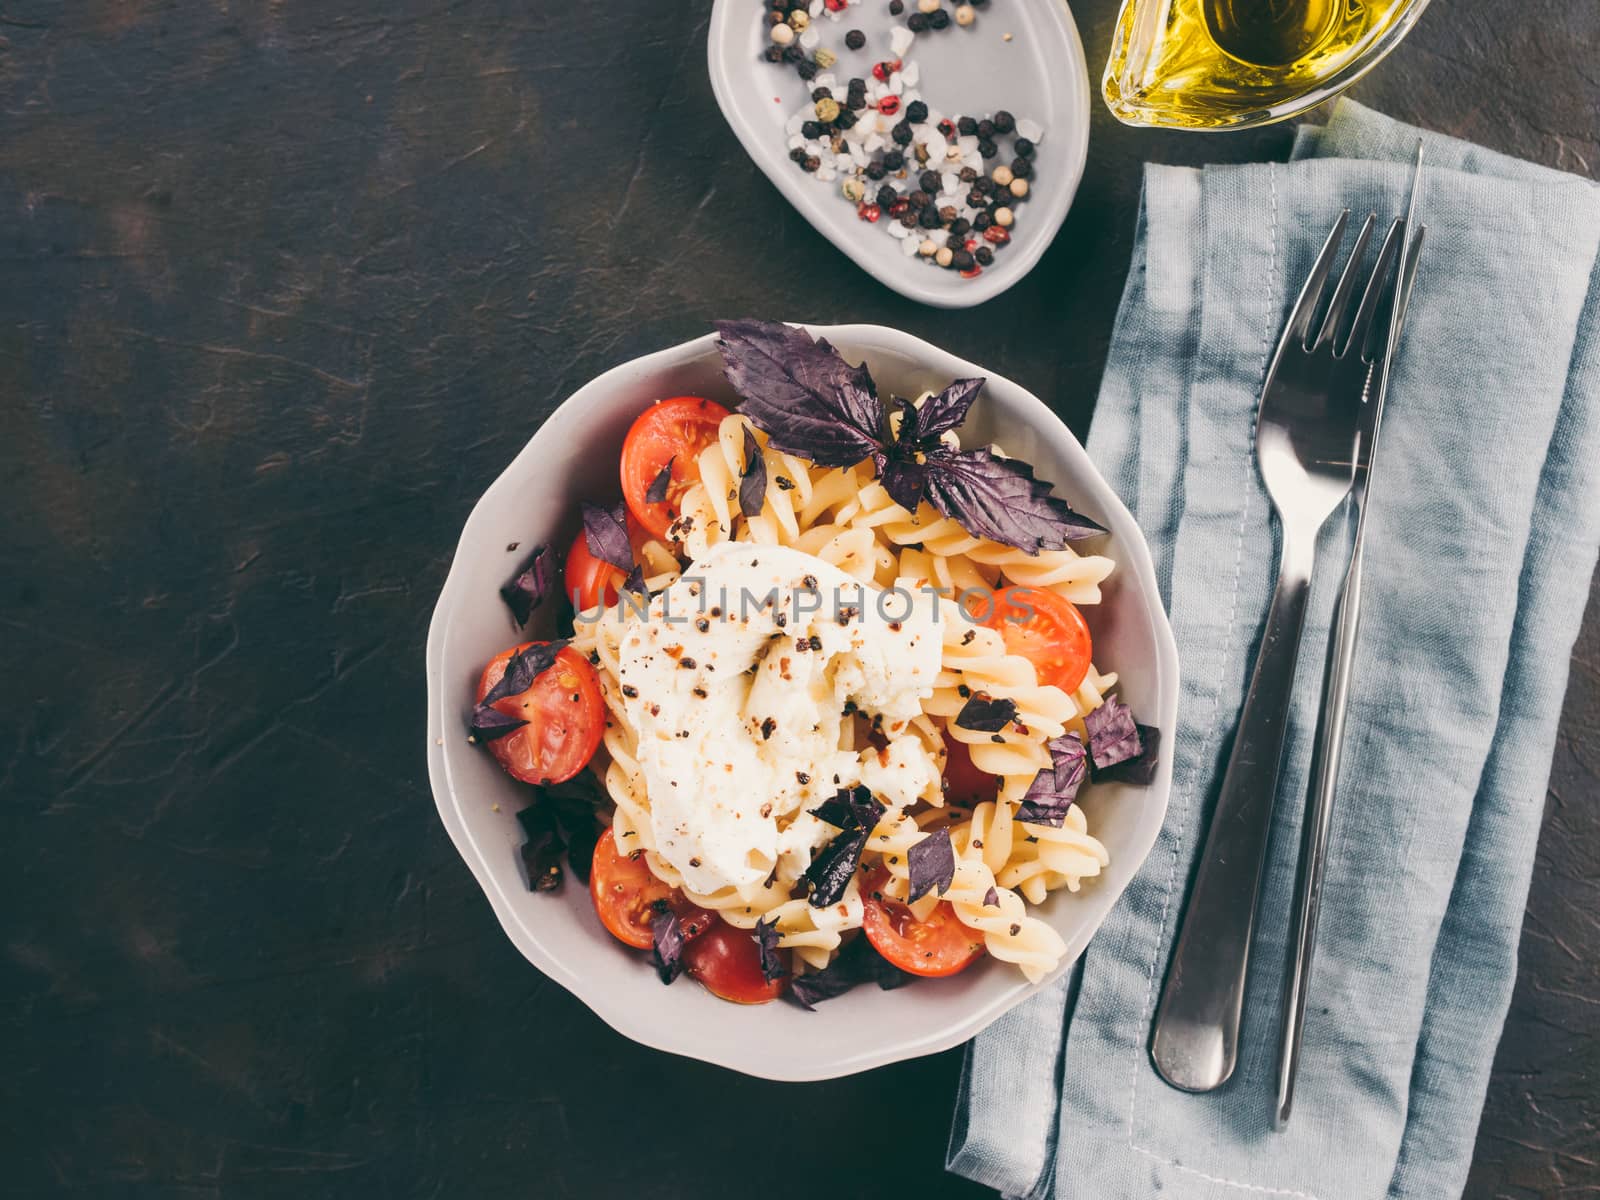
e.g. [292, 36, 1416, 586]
[1313, 213, 1377, 350]
[1342, 217, 1403, 359]
[1285, 209, 1351, 346]
[1361, 225, 1426, 362]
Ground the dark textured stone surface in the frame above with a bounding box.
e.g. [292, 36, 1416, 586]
[1, 1, 1594, 1196]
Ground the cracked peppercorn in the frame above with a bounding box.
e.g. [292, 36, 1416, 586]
[845, 28, 865, 49]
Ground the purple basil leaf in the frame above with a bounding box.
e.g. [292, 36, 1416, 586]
[499, 543, 554, 627]
[714, 319, 884, 467]
[651, 909, 685, 984]
[1094, 724, 1161, 785]
[787, 934, 911, 1009]
[753, 916, 787, 983]
[804, 828, 871, 908]
[922, 446, 1107, 552]
[542, 775, 607, 884]
[954, 693, 1017, 733]
[878, 455, 929, 512]
[913, 377, 985, 442]
[645, 458, 674, 505]
[982, 886, 999, 907]
[581, 501, 634, 571]
[1085, 697, 1142, 772]
[516, 804, 564, 892]
[469, 706, 528, 743]
[809, 785, 885, 833]
[481, 640, 568, 706]
[620, 564, 648, 599]
[907, 827, 955, 902]
[1016, 733, 1087, 826]
[739, 426, 767, 518]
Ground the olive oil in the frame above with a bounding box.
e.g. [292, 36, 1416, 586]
[1104, 0, 1425, 130]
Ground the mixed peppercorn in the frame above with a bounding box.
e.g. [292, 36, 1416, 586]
[758, 0, 1040, 278]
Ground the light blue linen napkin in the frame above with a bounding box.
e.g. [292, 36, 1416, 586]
[947, 100, 1600, 1200]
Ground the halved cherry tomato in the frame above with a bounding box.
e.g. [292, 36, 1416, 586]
[475, 643, 604, 785]
[563, 513, 653, 611]
[589, 829, 715, 950]
[620, 396, 733, 539]
[942, 733, 999, 806]
[971, 586, 1094, 694]
[861, 868, 984, 978]
[682, 919, 786, 1004]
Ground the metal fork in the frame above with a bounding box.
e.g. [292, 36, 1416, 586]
[1150, 211, 1407, 1093]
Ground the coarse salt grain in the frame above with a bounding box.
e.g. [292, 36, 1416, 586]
[890, 26, 914, 55]
[900, 62, 920, 86]
[888, 221, 909, 238]
[800, 27, 820, 49]
[900, 234, 920, 256]
[1015, 118, 1043, 142]
[940, 171, 958, 194]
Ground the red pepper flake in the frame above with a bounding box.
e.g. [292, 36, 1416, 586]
[961, 266, 983, 278]
[871, 59, 901, 81]
[877, 95, 901, 116]
[857, 203, 882, 223]
[983, 226, 1012, 245]
[824, 0, 848, 8]
[889, 197, 910, 216]
[965, 238, 978, 252]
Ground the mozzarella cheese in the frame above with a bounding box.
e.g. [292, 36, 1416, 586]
[616, 542, 943, 895]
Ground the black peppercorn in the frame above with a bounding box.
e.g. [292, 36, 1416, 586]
[1014, 137, 1035, 158]
[797, 59, 818, 80]
[973, 210, 993, 229]
[782, 43, 804, 62]
[768, 9, 785, 23]
[789, 147, 808, 163]
[952, 248, 974, 270]
[957, 116, 978, 136]
[866, 161, 887, 180]
[919, 170, 941, 193]
[993, 109, 1015, 133]
[876, 184, 897, 208]
[975, 245, 995, 265]
[928, 7, 950, 28]
[801, 120, 822, 138]
[812, 86, 833, 101]
[976, 119, 995, 139]
[847, 92, 867, 110]
[836, 109, 857, 129]
[889, 0, 904, 11]
[845, 28, 866, 49]
[883, 149, 905, 170]
[950, 217, 971, 236]
[802, 156, 820, 172]
[958, 166, 978, 183]
[906, 99, 929, 124]
[1011, 157, 1032, 179]
[918, 205, 942, 229]
[907, 11, 928, 31]
[907, 189, 929, 208]
[900, 209, 920, 228]
[764, 45, 784, 62]
[978, 139, 997, 158]
[891, 122, 913, 145]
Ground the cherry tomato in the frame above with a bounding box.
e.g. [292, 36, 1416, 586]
[620, 396, 733, 539]
[475, 643, 604, 785]
[942, 733, 999, 806]
[682, 919, 786, 1004]
[972, 586, 1094, 694]
[861, 868, 984, 978]
[562, 513, 653, 611]
[589, 830, 715, 950]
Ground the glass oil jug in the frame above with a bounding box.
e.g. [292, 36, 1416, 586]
[1103, 0, 1432, 130]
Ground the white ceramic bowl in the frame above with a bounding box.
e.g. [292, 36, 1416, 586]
[706, 0, 1090, 309]
[425, 324, 1178, 1081]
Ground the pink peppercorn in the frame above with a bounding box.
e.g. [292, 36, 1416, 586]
[878, 95, 901, 116]
[983, 226, 1011, 245]
[858, 203, 882, 222]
